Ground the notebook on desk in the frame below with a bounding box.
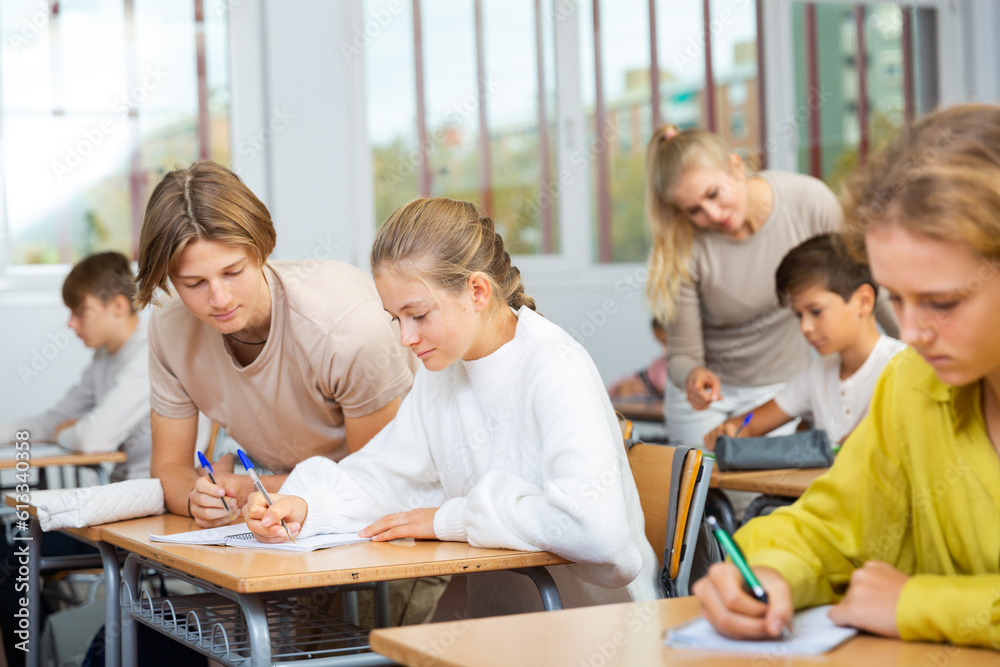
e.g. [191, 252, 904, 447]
[664, 605, 858, 655]
[150, 524, 369, 552]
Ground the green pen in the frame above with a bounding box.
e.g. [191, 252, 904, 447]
[706, 515, 768, 603]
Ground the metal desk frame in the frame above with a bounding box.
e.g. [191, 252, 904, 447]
[119, 552, 563, 667]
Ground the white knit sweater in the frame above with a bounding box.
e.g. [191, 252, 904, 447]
[281, 306, 661, 611]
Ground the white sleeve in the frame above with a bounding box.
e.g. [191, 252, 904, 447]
[58, 346, 151, 453]
[773, 363, 815, 421]
[279, 375, 447, 538]
[433, 344, 642, 589]
[1, 355, 101, 444]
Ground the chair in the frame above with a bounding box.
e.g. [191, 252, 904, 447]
[627, 441, 714, 597]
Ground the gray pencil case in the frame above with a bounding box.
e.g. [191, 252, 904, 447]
[714, 430, 835, 472]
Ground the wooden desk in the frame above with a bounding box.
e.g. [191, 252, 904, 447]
[0, 449, 126, 470]
[370, 596, 1000, 667]
[0, 443, 126, 488]
[100, 513, 571, 666]
[4, 492, 123, 667]
[100, 514, 568, 594]
[711, 468, 827, 496]
[611, 397, 664, 423]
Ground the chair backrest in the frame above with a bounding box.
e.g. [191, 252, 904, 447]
[627, 441, 715, 597]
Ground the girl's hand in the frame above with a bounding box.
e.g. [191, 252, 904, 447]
[692, 563, 793, 639]
[704, 417, 741, 451]
[360, 508, 439, 542]
[686, 367, 722, 411]
[243, 492, 306, 543]
[828, 561, 907, 638]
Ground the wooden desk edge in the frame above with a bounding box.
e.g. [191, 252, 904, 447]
[0, 451, 127, 469]
[98, 527, 570, 594]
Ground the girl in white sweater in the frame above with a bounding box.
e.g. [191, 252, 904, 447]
[244, 197, 661, 613]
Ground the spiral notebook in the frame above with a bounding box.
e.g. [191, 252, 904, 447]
[149, 524, 369, 552]
[664, 605, 857, 655]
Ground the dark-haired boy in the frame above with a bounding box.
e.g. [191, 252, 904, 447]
[1, 251, 151, 480]
[705, 234, 904, 449]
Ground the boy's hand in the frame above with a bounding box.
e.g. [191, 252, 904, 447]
[686, 367, 722, 410]
[190, 475, 239, 527]
[704, 417, 742, 450]
[360, 508, 439, 542]
[54, 419, 77, 438]
[828, 561, 906, 638]
[692, 563, 793, 639]
[243, 492, 306, 543]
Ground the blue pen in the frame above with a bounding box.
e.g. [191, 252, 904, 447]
[734, 412, 754, 437]
[197, 451, 236, 520]
[237, 449, 295, 543]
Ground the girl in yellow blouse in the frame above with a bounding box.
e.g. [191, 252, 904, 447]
[693, 103, 1000, 649]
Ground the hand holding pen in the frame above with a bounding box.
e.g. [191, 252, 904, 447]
[237, 449, 296, 543]
[734, 412, 754, 437]
[195, 451, 236, 521]
[691, 516, 794, 639]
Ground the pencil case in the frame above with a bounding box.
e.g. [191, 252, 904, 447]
[714, 430, 835, 472]
[35, 479, 165, 531]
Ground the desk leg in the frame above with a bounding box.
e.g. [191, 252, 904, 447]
[97, 542, 121, 667]
[120, 554, 142, 667]
[234, 593, 272, 667]
[511, 567, 563, 611]
[373, 581, 390, 628]
[24, 517, 42, 667]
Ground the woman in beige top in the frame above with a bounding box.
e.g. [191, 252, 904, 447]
[134, 161, 417, 526]
[645, 125, 897, 445]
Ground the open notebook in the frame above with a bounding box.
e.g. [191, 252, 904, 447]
[149, 524, 369, 552]
[664, 605, 858, 655]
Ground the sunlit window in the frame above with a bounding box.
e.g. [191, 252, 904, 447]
[1, 0, 230, 266]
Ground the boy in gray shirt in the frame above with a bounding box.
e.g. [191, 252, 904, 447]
[1, 251, 151, 481]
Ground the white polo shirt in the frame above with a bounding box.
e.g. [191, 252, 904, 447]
[774, 335, 907, 444]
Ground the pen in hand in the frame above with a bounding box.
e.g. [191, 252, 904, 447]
[734, 412, 754, 438]
[196, 451, 236, 521]
[236, 449, 296, 543]
[706, 515, 768, 603]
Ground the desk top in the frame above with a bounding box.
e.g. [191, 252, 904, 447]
[611, 397, 664, 423]
[370, 596, 1000, 667]
[4, 491, 103, 542]
[711, 467, 828, 497]
[0, 444, 126, 470]
[99, 513, 570, 594]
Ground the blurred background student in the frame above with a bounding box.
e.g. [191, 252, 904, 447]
[704, 234, 906, 450]
[644, 124, 898, 446]
[0, 251, 151, 667]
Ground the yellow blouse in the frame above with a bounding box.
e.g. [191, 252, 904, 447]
[737, 347, 1000, 649]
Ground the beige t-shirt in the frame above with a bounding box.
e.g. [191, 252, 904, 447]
[148, 261, 415, 472]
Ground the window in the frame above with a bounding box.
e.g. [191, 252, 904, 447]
[365, 1, 766, 265]
[788, 2, 940, 190]
[365, 0, 558, 255]
[1, 0, 230, 267]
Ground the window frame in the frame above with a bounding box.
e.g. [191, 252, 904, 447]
[761, 0, 964, 173]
